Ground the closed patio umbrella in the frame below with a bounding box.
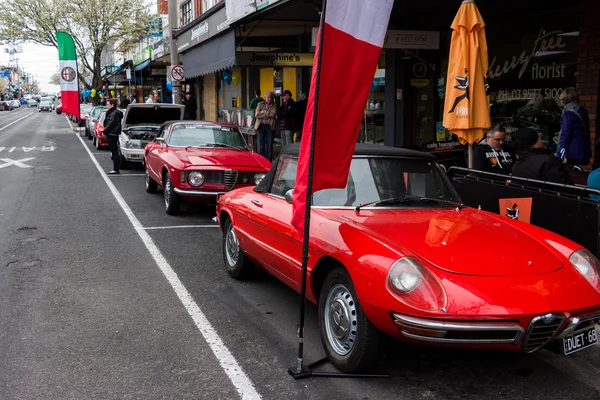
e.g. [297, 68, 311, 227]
[443, 0, 491, 168]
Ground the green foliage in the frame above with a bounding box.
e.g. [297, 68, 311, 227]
[0, 0, 153, 90]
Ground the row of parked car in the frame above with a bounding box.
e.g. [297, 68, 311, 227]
[0, 98, 24, 111]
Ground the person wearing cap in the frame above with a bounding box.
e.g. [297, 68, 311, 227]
[279, 89, 295, 147]
[511, 127, 570, 184]
[145, 91, 156, 104]
[184, 92, 197, 120]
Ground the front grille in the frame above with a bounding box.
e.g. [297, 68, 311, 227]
[203, 170, 224, 184]
[224, 170, 239, 190]
[522, 313, 564, 353]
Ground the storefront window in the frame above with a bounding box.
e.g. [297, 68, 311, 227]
[361, 54, 386, 144]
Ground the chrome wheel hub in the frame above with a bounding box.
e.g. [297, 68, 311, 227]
[164, 178, 171, 207]
[225, 226, 239, 266]
[324, 284, 357, 356]
[145, 171, 150, 188]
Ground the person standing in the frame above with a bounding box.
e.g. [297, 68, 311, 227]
[145, 91, 157, 104]
[254, 91, 277, 161]
[279, 90, 295, 147]
[249, 89, 264, 110]
[184, 92, 197, 120]
[119, 97, 130, 109]
[472, 125, 515, 175]
[131, 96, 137, 104]
[292, 92, 308, 142]
[511, 127, 570, 184]
[557, 87, 592, 167]
[103, 99, 124, 175]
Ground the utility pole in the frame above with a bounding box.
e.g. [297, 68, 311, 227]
[168, 0, 181, 104]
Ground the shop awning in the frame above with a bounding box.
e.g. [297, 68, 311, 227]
[182, 30, 236, 79]
[135, 59, 151, 71]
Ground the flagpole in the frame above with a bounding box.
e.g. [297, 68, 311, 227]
[292, 0, 328, 377]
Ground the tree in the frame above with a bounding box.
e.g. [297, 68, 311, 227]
[0, 0, 152, 104]
[49, 71, 60, 86]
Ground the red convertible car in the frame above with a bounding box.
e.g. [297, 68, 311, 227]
[216, 144, 600, 373]
[144, 121, 271, 214]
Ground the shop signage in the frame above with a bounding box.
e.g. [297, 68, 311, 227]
[236, 52, 314, 67]
[384, 30, 440, 50]
[256, 0, 282, 11]
[177, 6, 229, 52]
[152, 38, 170, 60]
[133, 45, 152, 66]
[226, 0, 256, 25]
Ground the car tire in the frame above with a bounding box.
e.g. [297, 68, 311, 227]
[318, 267, 382, 373]
[145, 169, 158, 193]
[163, 174, 181, 215]
[222, 217, 253, 279]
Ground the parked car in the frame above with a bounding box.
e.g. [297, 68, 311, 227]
[10, 100, 21, 109]
[92, 110, 108, 150]
[27, 99, 38, 108]
[86, 106, 107, 139]
[216, 143, 600, 373]
[119, 103, 185, 168]
[38, 100, 52, 112]
[0, 100, 11, 111]
[19, 98, 27, 105]
[76, 104, 93, 127]
[144, 121, 271, 215]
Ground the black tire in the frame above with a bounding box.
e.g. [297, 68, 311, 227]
[145, 169, 158, 193]
[222, 217, 253, 279]
[163, 174, 181, 215]
[318, 267, 382, 373]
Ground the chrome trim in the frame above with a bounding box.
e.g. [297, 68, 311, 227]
[556, 310, 600, 339]
[173, 188, 225, 197]
[522, 313, 564, 353]
[392, 313, 524, 344]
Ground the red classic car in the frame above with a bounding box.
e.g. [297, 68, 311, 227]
[92, 110, 108, 150]
[216, 143, 600, 373]
[144, 121, 271, 214]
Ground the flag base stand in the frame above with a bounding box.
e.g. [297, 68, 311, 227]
[287, 357, 390, 380]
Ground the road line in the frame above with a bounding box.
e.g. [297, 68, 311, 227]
[144, 225, 219, 230]
[0, 112, 34, 132]
[75, 133, 261, 400]
[107, 174, 145, 177]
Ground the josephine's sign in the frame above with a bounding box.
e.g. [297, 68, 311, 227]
[489, 29, 568, 80]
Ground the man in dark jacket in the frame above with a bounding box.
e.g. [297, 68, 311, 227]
[103, 98, 124, 174]
[279, 90, 295, 146]
[473, 125, 515, 175]
[184, 92, 197, 120]
[291, 92, 308, 142]
[511, 127, 570, 184]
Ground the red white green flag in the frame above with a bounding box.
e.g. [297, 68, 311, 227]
[56, 32, 79, 117]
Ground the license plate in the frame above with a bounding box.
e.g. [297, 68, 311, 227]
[563, 327, 598, 355]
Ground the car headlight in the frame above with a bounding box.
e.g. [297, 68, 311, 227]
[570, 249, 600, 291]
[188, 171, 205, 186]
[126, 140, 142, 149]
[254, 173, 266, 185]
[387, 257, 447, 312]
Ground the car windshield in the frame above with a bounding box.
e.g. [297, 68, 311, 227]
[272, 156, 460, 208]
[40, 101, 51, 106]
[91, 107, 107, 117]
[167, 124, 248, 149]
[81, 105, 93, 113]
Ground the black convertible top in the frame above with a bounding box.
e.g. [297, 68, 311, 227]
[254, 143, 436, 193]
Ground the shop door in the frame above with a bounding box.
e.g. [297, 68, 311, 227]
[404, 55, 437, 148]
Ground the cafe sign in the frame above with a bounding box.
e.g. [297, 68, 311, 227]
[384, 30, 440, 50]
[236, 52, 314, 67]
[177, 5, 229, 52]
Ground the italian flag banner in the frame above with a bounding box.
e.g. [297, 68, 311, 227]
[56, 32, 79, 117]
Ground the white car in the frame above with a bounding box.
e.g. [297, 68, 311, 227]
[27, 99, 38, 108]
[119, 103, 184, 168]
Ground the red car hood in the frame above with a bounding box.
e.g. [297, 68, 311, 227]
[172, 148, 267, 169]
[334, 208, 564, 278]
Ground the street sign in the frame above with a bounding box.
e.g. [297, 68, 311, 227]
[171, 65, 184, 81]
[125, 68, 131, 80]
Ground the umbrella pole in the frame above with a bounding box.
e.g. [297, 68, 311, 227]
[468, 144, 473, 169]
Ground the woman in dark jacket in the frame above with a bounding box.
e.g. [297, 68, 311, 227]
[558, 87, 591, 166]
[103, 98, 124, 174]
[512, 127, 571, 184]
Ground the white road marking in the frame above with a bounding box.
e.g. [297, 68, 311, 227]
[75, 134, 261, 400]
[107, 173, 145, 177]
[0, 112, 34, 132]
[144, 225, 219, 230]
[0, 157, 35, 169]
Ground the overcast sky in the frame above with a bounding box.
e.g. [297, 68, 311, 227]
[0, 43, 60, 94]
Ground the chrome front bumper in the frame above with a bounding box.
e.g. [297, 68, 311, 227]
[392, 313, 524, 344]
[173, 188, 226, 198]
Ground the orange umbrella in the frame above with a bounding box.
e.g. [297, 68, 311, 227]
[443, 0, 491, 167]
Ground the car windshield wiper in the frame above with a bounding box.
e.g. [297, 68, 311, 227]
[203, 142, 245, 150]
[355, 194, 465, 212]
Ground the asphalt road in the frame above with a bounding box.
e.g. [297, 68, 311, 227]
[0, 107, 599, 400]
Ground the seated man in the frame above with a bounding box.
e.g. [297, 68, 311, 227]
[511, 127, 571, 184]
[473, 125, 515, 175]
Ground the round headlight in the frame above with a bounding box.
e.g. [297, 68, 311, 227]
[188, 171, 205, 186]
[254, 173, 266, 185]
[570, 249, 600, 291]
[388, 257, 423, 293]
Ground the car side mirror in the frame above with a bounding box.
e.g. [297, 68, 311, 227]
[284, 189, 294, 204]
[155, 137, 165, 143]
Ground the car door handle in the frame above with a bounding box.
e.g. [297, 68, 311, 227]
[251, 200, 263, 208]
